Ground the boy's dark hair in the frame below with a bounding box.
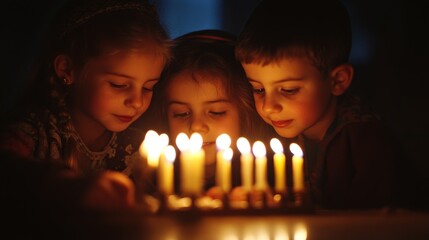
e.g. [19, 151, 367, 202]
[236, 0, 352, 77]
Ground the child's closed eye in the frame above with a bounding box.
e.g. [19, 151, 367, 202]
[281, 88, 299, 95]
[109, 82, 129, 89]
[143, 87, 153, 92]
[209, 111, 226, 116]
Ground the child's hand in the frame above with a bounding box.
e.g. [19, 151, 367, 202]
[82, 171, 136, 211]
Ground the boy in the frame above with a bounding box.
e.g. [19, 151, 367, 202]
[235, 0, 394, 209]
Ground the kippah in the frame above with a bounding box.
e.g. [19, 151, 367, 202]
[57, 0, 157, 40]
[176, 29, 236, 44]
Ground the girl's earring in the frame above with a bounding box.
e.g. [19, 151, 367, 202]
[63, 78, 72, 85]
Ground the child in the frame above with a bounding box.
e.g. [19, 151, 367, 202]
[142, 29, 275, 194]
[235, 0, 395, 209]
[0, 0, 171, 209]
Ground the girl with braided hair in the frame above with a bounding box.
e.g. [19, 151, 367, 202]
[0, 0, 171, 210]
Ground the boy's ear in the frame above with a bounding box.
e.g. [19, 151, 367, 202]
[54, 54, 74, 84]
[329, 63, 354, 96]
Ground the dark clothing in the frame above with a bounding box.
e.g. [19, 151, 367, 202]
[303, 94, 395, 209]
[0, 106, 144, 176]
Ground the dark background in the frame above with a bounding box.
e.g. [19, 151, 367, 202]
[2, 0, 428, 209]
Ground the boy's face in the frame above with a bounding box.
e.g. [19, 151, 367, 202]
[166, 70, 241, 165]
[70, 49, 165, 135]
[242, 57, 337, 140]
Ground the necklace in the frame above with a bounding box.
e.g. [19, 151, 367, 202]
[63, 120, 117, 167]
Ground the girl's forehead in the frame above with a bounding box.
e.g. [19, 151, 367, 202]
[171, 70, 226, 88]
[166, 72, 228, 99]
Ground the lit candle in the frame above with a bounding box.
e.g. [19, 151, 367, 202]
[139, 130, 163, 168]
[237, 137, 253, 193]
[253, 141, 267, 191]
[270, 138, 286, 193]
[177, 132, 205, 196]
[216, 133, 231, 191]
[290, 143, 304, 193]
[139, 130, 158, 161]
[221, 147, 233, 192]
[158, 145, 175, 195]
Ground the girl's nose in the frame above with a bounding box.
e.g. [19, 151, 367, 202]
[125, 91, 144, 109]
[262, 93, 282, 114]
[189, 115, 209, 134]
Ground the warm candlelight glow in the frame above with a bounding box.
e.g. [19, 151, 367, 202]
[237, 137, 254, 192]
[290, 143, 304, 193]
[252, 141, 266, 158]
[216, 133, 231, 150]
[189, 132, 203, 151]
[216, 134, 232, 192]
[164, 145, 176, 163]
[223, 147, 233, 160]
[139, 130, 158, 158]
[221, 147, 233, 192]
[294, 224, 308, 240]
[252, 141, 267, 191]
[159, 133, 169, 148]
[158, 145, 176, 195]
[176, 132, 189, 152]
[140, 130, 163, 168]
[270, 138, 286, 193]
[289, 143, 303, 157]
[237, 137, 251, 154]
[178, 132, 205, 196]
[270, 138, 283, 153]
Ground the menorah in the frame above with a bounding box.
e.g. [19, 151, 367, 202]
[134, 130, 314, 215]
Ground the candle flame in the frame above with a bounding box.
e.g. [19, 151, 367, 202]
[189, 132, 203, 151]
[289, 143, 303, 157]
[237, 137, 251, 154]
[159, 133, 169, 148]
[164, 145, 176, 163]
[176, 132, 189, 152]
[144, 130, 158, 141]
[270, 138, 284, 153]
[140, 130, 159, 158]
[252, 141, 266, 158]
[216, 133, 231, 150]
[223, 147, 233, 161]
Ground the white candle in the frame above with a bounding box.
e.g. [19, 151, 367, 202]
[237, 137, 253, 193]
[290, 143, 304, 193]
[216, 133, 231, 191]
[177, 132, 205, 196]
[253, 141, 267, 191]
[221, 147, 233, 192]
[158, 145, 175, 195]
[139, 130, 158, 167]
[270, 138, 286, 193]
